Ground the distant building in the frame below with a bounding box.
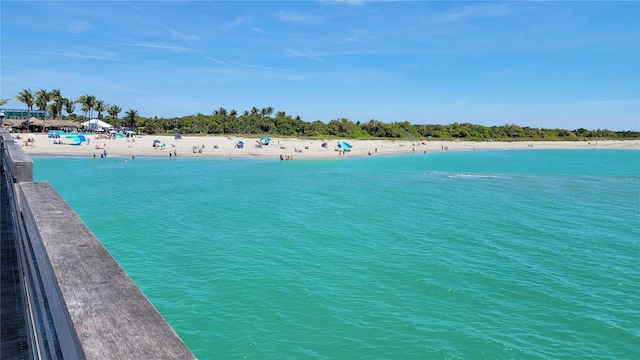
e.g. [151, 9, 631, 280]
[0, 108, 48, 120]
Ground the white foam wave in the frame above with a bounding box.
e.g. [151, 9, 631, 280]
[424, 171, 508, 179]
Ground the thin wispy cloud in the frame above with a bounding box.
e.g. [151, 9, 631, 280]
[275, 10, 318, 23]
[201, 55, 231, 66]
[166, 27, 200, 43]
[122, 0, 144, 13]
[236, 63, 294, 73]
[281, 47, 325, 62]
[429, 3, 511, 24]
[23, 51, 117, 61]
[337, 28, 373, 44]
[107, 41, 196, 53]
[172, 49, 189, 59]
[224, 16, 246, 28]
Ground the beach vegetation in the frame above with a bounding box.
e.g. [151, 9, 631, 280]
[4, 89, 639, 140]
[49, 89, 64, 119]
[63, 98, 76, 119]
[94, 100, 108, 120]
[76, 94, 97, 120]
[107, 105, 122, 122]
[15, 89, 35, 117]
[34, 89, 51, 113]
[124, 109, 138, 129]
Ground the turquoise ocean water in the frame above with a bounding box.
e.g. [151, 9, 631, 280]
[33, 150, 639, 359]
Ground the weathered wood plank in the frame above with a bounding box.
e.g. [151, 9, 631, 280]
[18, 182, 196, 359]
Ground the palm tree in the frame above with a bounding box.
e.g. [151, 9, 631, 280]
[124, 109, 138, 129]
[63, 98, 76, 118]
[229, 109, 237, 117]
[213, 107, 227, 116]
[0, 98, 11, 106]
[15, 89, 34, 118]
[76, 95, 88, 119]
[34, 89, 50, 112]
[49, 89, 63, 118]
[76, 94, 97, 119]
[107, 105, 122, 121]
[265, 106, 274, 117]
[94, 99, 107, 119]
[48, 102, 62, 121]
[81, 102, 91, 119]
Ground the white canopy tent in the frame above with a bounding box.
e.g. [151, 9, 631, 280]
[82, 119, 113, 130]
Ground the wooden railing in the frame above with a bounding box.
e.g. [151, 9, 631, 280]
[1, 130, 196, 359]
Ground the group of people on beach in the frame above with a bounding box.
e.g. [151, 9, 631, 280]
[93, 148, 108, 158]
[192, 144, 205, 153]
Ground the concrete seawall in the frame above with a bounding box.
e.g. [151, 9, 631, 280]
[0, 130, 196, 359]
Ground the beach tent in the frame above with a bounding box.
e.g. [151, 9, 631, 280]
[65, 134, 88, 145]
[82, 119, 113, 130]
[337, 141, 352, 151]
[236, 140, 244, 148]
[174, 132, 182, 139]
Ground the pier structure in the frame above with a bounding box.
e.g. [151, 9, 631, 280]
[0, 129, 196, 359]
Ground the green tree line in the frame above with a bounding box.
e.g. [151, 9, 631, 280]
[8, 89, 639, 140]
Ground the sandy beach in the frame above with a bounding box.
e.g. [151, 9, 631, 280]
[9, 132, 640, 159]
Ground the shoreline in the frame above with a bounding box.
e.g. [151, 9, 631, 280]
[10, 133, 640, 159]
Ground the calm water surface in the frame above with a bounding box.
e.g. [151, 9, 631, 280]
[34, 150, 640, 359]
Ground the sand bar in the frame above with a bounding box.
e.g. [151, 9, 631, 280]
[8, 132, 640, 159]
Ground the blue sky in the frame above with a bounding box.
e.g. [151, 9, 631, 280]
[1, 1, 638, 130]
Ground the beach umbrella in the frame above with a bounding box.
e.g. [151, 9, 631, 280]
[153, 139, 161, 143]
[321, 142, 328, 148]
